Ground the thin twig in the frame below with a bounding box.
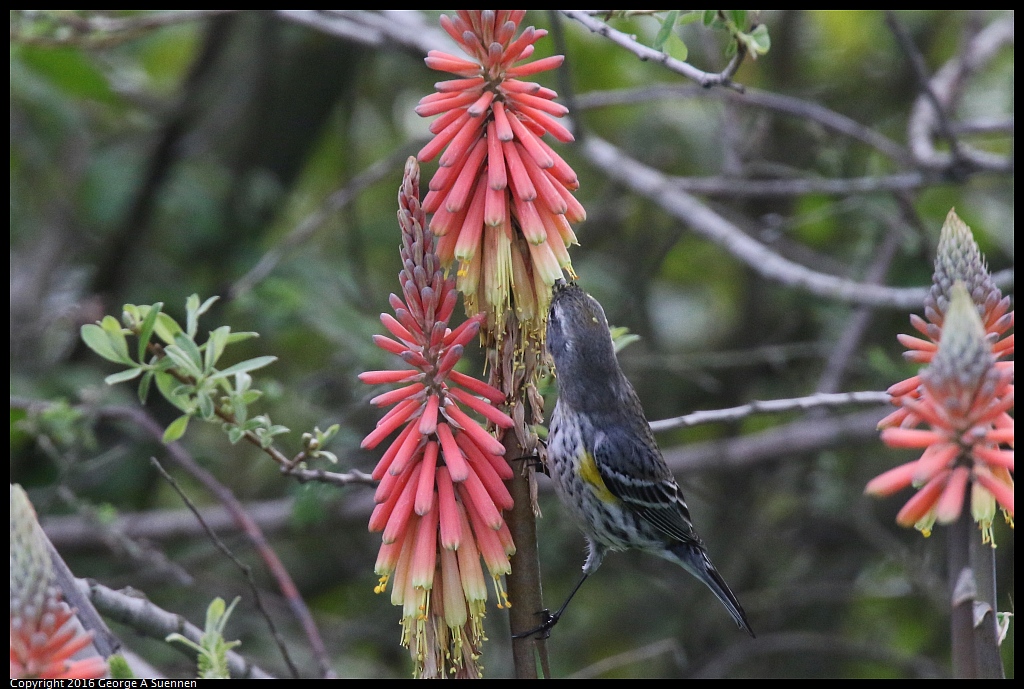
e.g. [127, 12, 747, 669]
[96, 404, 337, 678]
[667, 172, 928, 197]
[77, 578, 275, 679]
[814, 223, 902, 394]
[149, 457, 300, 679]
[569, 638, 682, 679]
[43, 493, 376, 550]
[661, 409, 885, 473]
[650, 391, 890, 432]
[284, 466, 376, 487]
[560, 10, 746, 91]
[229, 145, 418, 301]
[886, 11, 967, 168]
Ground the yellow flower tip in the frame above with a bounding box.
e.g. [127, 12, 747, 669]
[918, 526, 932, 538]
[566, 265, 578, 281]
[374, 574, 390, 594]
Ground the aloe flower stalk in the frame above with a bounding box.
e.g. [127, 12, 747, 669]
[361, 158, 516, 678]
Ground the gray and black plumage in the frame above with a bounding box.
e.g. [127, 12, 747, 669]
[519, 281, 754, 639]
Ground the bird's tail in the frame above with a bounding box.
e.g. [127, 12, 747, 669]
[668, 542, 755, 637]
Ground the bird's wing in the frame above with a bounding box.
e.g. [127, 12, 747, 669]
[592, 425, 701, 545]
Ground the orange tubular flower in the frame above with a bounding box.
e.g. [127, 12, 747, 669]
[868, 210, 1014, 544]
[10, 486, 107, 680]
[881, 209, 1014, 430]
[417, 10, 582, 335]
[361, 158, 515, 678]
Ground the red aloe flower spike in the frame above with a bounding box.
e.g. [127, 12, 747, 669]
[417, 10, 581, 334]
[362, 157, 519, 677]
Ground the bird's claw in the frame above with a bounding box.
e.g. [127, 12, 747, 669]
[512, 609, 557, 639]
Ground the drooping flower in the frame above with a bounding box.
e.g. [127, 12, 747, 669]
[416, 10, 583, 337]
[10, 485, 108, 680]
[361, 157, 516, 678]
[868, 217, 1014, 544]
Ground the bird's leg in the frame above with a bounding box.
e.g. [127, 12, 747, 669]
[512, 570, 590, 639]
[509, 452, 548, 476]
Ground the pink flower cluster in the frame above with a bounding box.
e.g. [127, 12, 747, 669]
[416, 10, 583, 329]
[868, 211, 1013, 543]
[360, 157, 516, 677]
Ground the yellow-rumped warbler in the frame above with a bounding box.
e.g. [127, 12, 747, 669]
[522, 282, 754, 638]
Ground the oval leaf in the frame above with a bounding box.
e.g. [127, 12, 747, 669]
[209, 356, 278, 380]
[163, 414, 190, 443]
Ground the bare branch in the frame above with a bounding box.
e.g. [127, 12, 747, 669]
[650, 391, 891, 432]
[274, 9, 452, 55]
[582, 135, 962, 309]
[285, 466, 376, 487]
[662, 409, 885, 473]
[10, 10, 237, 47]
[904, 13, 1015, 173]
[569, 638, 683, 679]
[576, 84, 912, 164]
[77, 578, 275, 679]
[560, 10, 746, 90]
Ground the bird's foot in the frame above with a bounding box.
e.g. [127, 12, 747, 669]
[512, 609, 558, 640]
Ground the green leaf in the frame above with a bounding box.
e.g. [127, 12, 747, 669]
[727, 10, 747, 28]
[204, 326, 231, 372]
[138, 370, 154, 404]
[665, 31, 688, 62]
[653, 10, 679, 52]
[748, 23, 771, 55]
[164, 345, 203, 378]
[108, 654, 135, 680]
[197, 391, 215, 420]
[100, 315, 132, 362]
[225, 331, 259, 344]
[154, 312, 183, 345]
[175, 333, 204, 372]
[155, 372, 191, 412]
[197, 295, 220, 317]
[702, 10, 717, 26]
[163, 415, 190, 443]
[677, 11, 701, 26]
[208, 356, 278, 381]
[226, 426, 244, 444]
[105, 368, 143, 385]
[185, 294, 201, 338]
[81, 324, 130, 364]
[136, 302, 164, 361]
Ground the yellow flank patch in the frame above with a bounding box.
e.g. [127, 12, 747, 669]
[578, 451, 618, 503]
